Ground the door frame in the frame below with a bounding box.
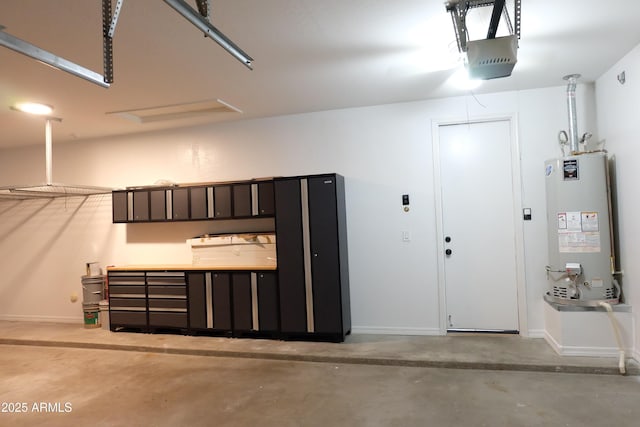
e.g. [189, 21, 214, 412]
[431, 114, 529, 336]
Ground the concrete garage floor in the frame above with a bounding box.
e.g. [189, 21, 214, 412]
[0, 321, 639, 426]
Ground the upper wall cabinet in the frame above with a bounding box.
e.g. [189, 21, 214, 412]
[112, 180, 275, 223]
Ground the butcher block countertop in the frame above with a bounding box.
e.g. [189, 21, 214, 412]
[107, 265, 277, 272]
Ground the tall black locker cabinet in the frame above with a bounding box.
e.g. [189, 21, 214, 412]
[274, 174, 351, 341]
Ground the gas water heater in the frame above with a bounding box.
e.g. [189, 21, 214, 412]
[544, 75, 620, 306]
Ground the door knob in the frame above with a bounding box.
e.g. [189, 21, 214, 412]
[445, 249, 453, 256]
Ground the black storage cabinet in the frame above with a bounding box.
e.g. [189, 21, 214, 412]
[146, 272, 188, 330]
[187, 272, 233, 334]
[108, 271, 148, 331]
[187, 270, 278, 336]
[274, 174, 351, 341]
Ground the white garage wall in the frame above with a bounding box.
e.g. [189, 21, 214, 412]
[596, 42, 640, 360]
[0, 84, 596, 336]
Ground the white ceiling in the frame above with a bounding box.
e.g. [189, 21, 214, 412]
[1, 0, 639, 148]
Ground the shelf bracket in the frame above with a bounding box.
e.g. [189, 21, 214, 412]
[196, 0, 212, 22]
[445, 0, 521, 53]
[107, 0, 125, 38]
[487, 0, 505, 39]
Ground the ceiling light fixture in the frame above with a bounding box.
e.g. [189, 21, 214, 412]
[12, 102, 54, 116]
[449, 67, 481, 90]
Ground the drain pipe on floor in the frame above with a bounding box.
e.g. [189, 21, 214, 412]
[598, 301, 626, 375]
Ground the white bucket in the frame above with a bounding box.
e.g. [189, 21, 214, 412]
[99, 300, 110, 331]
[82, 275, 104, 303]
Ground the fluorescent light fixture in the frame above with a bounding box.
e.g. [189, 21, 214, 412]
[449, 67, 482, 90]
[163, 0, 253, 69]
[12, 102, 53, 116]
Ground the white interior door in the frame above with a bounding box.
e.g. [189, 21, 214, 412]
[439, 120, 519, 332]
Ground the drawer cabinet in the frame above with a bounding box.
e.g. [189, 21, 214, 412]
[108, 272, 147, 329]
[146, 272, 187, 329]
[108, 271, 188, 331]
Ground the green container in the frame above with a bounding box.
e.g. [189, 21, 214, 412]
[83, 303, 100, 329]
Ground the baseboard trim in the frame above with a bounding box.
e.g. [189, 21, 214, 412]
[527, 329, 546, 339]
[543, 330, 562, 354]
[0, 314, 81, 324]
[544, 329, 630, 357]
[351, 326, 442, 336]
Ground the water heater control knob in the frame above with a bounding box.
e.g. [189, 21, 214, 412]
[445, 249, 453, 256]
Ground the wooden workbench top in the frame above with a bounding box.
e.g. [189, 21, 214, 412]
[107, 264, 277, 272]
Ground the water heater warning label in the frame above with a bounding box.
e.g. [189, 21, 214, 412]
[557, 211, 601, 253]
[581, 212, 599, 231]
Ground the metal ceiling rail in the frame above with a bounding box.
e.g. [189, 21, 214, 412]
[0, 0, 252, 89]
[0, 27, 110, 88]
[0, 1, 120, 87]
[163, 0, 253, 69]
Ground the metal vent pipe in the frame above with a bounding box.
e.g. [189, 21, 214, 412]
[564, 73, 581, 154]
[45, 119, 52, 186]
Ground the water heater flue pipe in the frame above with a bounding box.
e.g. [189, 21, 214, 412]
[564, 74, 581, 154]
